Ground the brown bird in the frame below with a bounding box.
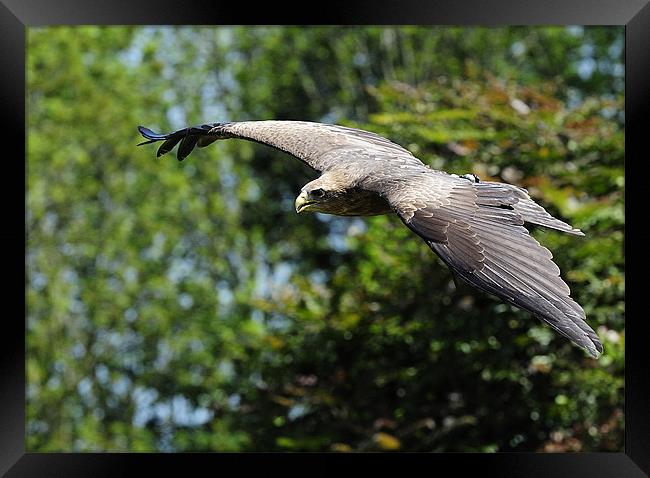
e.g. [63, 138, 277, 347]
[138, 120, 603, 357]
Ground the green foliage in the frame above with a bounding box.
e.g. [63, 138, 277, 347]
[27, 26, 623, 452]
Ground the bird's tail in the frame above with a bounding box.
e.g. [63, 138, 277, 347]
[137, 123, 225, 161]
[475, 182, 585, 236]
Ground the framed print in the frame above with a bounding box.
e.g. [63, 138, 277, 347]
[4, 0, 649, 476]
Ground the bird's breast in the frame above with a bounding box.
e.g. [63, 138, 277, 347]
[325, 189, 393, 217]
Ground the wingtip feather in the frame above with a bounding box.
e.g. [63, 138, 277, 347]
[138, 125, 166, 140]
[587, 342, 603, 358]
[137, 123, 222, 160]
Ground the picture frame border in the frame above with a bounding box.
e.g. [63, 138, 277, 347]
[4, 1, 647, 475]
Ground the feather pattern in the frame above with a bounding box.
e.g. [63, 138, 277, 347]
[390, 177, 600, 357]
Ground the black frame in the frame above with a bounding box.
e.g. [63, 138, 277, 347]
[4, 0, 648, 476]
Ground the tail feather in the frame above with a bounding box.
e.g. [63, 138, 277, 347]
[513, 195, 584, 236]
[475, 182, 584, 236]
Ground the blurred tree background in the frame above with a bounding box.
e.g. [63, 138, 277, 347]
[26, 26, 624, 452]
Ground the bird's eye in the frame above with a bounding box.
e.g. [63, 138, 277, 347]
[311, 188, 325, 198]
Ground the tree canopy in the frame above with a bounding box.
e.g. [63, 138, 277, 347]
[27, 26, 624, 452]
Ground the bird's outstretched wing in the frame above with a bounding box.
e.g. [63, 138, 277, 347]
[138, 120, 423, 172]
[139, 119, 600, 356]
[387, 172, 602, 357]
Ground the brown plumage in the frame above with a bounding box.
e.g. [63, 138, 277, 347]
[138, 120, 602, 358]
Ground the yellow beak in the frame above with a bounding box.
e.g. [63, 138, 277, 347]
[295, 190, 310, 213]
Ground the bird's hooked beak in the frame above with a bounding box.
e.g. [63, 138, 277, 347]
[295, 190, 311, 214]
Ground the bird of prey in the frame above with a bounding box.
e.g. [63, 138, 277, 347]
[138, 120, 603, 357]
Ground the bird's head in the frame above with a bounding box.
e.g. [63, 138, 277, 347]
[295, 174, 347, 214]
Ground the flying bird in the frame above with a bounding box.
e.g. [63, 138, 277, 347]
[138, 120, 603, 357]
